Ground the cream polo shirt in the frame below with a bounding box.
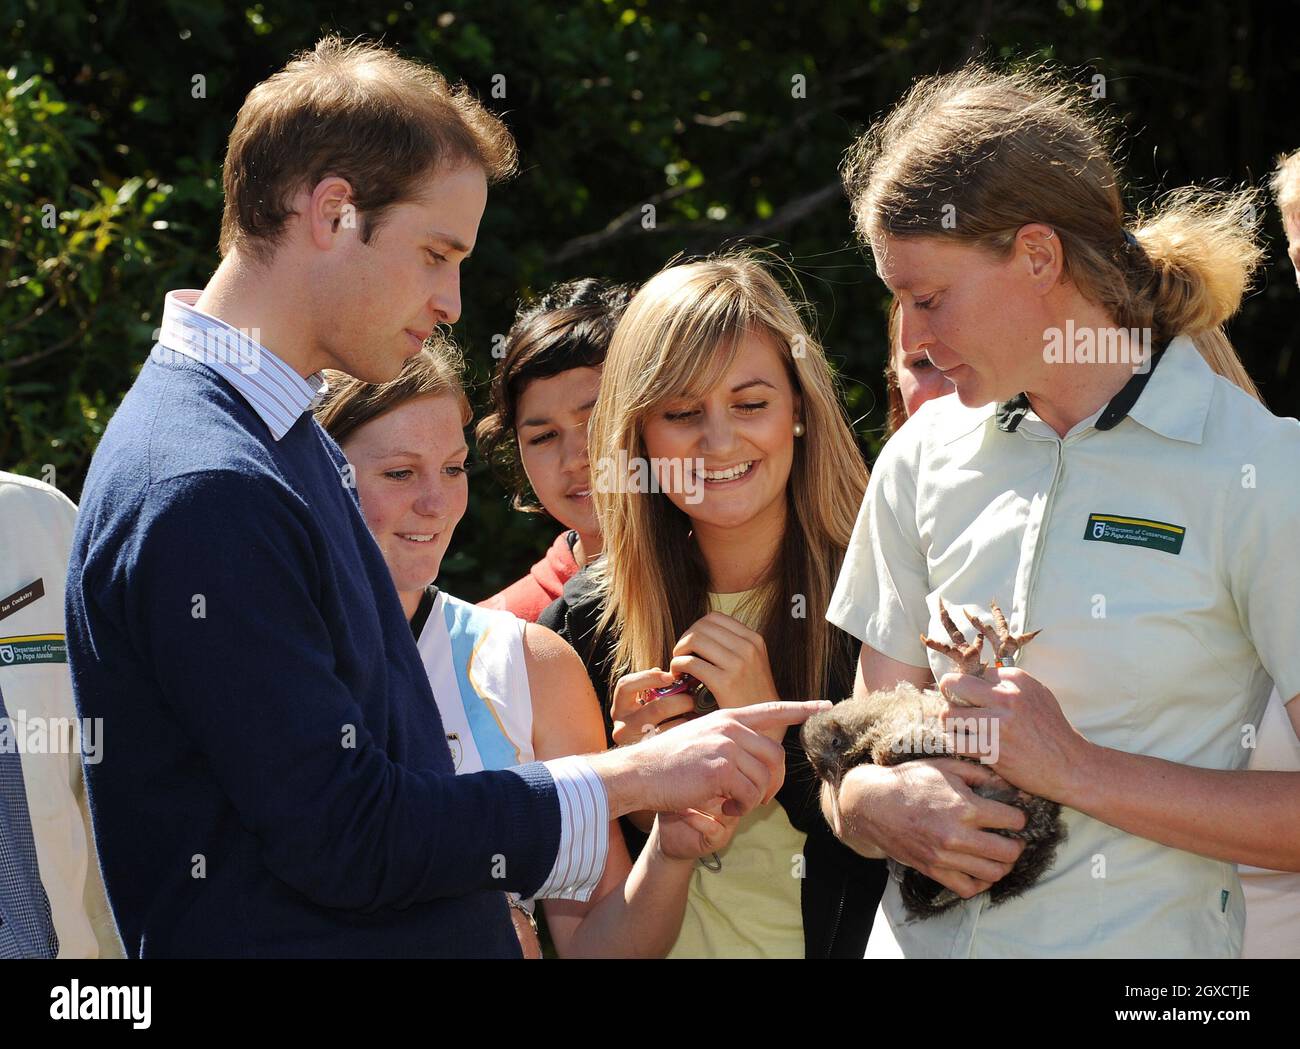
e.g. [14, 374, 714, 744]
[827, 335, 1300, 958]
[0, 472, 122, 958]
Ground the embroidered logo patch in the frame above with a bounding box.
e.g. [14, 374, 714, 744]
[1083, 514, 1185, 555]
[0, 633, 68, 666]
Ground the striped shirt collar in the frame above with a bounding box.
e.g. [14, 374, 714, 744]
[157, 289, 328, 441]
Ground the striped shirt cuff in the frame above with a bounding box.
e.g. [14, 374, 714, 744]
[532, 755, 609, 902]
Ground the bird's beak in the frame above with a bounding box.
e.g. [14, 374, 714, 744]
[825, 777, 845, 836]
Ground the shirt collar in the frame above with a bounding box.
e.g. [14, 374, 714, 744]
[157, 289, 328, 441]
[992, 334, 1215, 445]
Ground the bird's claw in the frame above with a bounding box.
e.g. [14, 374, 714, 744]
[921, 597, 1040, 674]
[969, 599, 1041, 666]
[919, 597, 988, 676]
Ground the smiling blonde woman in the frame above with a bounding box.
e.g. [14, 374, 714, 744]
[540, 250, 887, 958]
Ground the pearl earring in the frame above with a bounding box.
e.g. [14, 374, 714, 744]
[793, 421, 805, 437]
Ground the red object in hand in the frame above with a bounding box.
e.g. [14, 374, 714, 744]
[649, 674, 718, 714]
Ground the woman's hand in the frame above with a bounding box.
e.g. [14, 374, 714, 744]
[654, 797, 742, 861]
[669, 612, 781, 714]
[609, 667, 699, 747]
[833, 758, 1028, 899]
[937, 666, 1094, 802]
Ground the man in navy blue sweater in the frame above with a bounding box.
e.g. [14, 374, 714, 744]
[64, 36, 826, 958]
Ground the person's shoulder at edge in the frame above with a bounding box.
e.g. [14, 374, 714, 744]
[864, 392, 985, 498]
[440, 587, 527, 633]
[450, 585, 595, 710]
[519, 617, 598, 741]
[102, 353, 305, 492]
[0, 470, 78, 519]
[1138, 341, 1300, 500]
[1203, 360, 1300, 448]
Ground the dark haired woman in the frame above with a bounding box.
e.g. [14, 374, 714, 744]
[476, 279, 635, 620]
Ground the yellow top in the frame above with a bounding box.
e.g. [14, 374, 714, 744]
[666, 589, 807, 958]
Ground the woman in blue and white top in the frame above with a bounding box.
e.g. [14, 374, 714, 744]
[315, 338, 739, 958]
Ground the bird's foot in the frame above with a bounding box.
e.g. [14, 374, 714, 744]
[920, 597, 988, 676]
[968, 599, 1040, 667]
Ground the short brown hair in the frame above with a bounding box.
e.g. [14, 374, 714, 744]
[475, 278, 635, 512]
[313, 334, 471, 448]
[220, 35, 517, 265]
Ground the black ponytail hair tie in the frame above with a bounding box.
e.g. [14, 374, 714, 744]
[1122, 229, 1139, 249]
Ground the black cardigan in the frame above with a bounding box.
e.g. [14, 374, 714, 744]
[538, 570, 887, 959]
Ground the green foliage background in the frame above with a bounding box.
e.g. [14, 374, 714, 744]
[4, 0, 1298, 600]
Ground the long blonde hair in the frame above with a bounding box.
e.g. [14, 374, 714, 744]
[587, 251, 869, 703]
[842, 63, 1264, 401]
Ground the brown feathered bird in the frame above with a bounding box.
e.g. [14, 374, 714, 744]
[801, 599, 1066, 919]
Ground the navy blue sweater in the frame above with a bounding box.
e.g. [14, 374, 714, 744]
[65, 353, 561, 957]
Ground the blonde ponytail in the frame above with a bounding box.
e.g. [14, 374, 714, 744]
[1127, 186, 1265, 345]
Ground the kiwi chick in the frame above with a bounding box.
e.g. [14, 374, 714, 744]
[801, 600, 1065, 920]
